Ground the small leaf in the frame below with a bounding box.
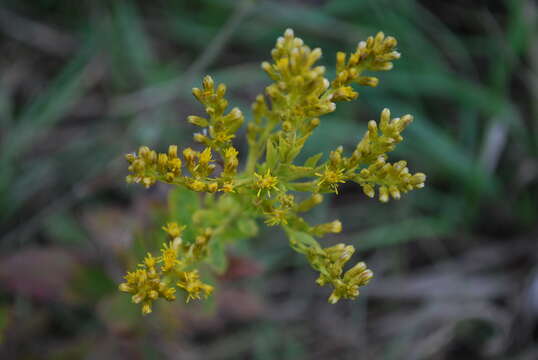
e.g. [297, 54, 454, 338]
[168, 187, 199, 243]
[217, 217, 258, 243]
[278, 137, 291, 160]
[266, 139, 278, 168]
[286, 143, 303, 163]
[304, 153, 323, 168]
[285, 228, 321, 254]
[208, 237, 228, 274]
[283, 165, 315, 180]
[237, 218, 259, 238]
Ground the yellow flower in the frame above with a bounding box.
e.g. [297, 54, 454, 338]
[224, 146, 239, 159]
[189, 180, 207, 192]
[125, 144, 183, 187]
[198, 147, 213, 166]
[311, 220, 342, 236]
[223, 146, 239, 176]
[142, 253, 158, 270]
[307, 243, 373, 304]
[118, 263, 177, 315]
[160, 241, 180, 272]
[264, 208, 288, 226]
[176, 270, 214, 303]
[220, 181, 235, 193]
[162, 222, 186, 238]
[214, 131, 235, 144]
[315, 166, 346, 194]
[141, 302, 153, 315]
[253, 169, 279, 197]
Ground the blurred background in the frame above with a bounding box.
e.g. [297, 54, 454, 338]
[0, 0, 537, 359]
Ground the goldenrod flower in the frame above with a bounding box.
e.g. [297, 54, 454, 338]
[162, 222, 185, 238]
[307, 243, 373, 304]
[118, 257, 177, 315]
[223, 146, 239, 176]
[315, 166, 346, 194]
[176, 270, 214, 303]
[354, 158, 426, 202]
[220, 181, 235, 193]
[254, 169, 279, 197]
[264, 208, 289, 226]
[188, 179, 207, 192]
[214, 131, 235, 144]
[160, 241, 180, 272]
[198, 147, 213, 166]
[142, 253, 158, 270]
[311, 220, 342, 236]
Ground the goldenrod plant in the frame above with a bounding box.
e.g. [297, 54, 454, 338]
[119, 29, 426, 314]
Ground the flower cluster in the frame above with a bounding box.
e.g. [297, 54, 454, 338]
[308, 244, 373, 304]
[119, 223, 214, 314]
[118, 253, 177, 315]
[190, 75, 244, 150]
[121, 29, 426, 314]
[331, 31, 400, 101]
[125, 145, 181, 188]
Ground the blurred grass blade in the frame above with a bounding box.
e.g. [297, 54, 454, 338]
[355, 216, 455, 251]
[0, 37, 97, 219]
[1, 39, 96, 160]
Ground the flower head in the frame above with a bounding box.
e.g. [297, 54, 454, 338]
[118, 258, 177, 315]
[254, 169, 279, 197]
[264, 208, 289, 226]
[176, 270, 214, 303]
[315, 166, 346, 194]
[220, 181, 235, 193]
[160, 241, 181, 272]
[162, 222, 186, 238]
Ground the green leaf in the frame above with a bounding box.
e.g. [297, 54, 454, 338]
[237, 217, 259, 238]
[218, 217, 258, 242]
[168, 187, 200, 243]
[304, 153, 323, 168]
[108, 1, 155, 83]
[355, 216, 454, 251]
[282, 165, 314, 180]
[207, 237, 228, 273]
[285, 228, 320, 254]
[2, 41, 95, 161]
[266, 138, 278, 168]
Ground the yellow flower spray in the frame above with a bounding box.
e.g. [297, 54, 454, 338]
[120, 29, 426, 314]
